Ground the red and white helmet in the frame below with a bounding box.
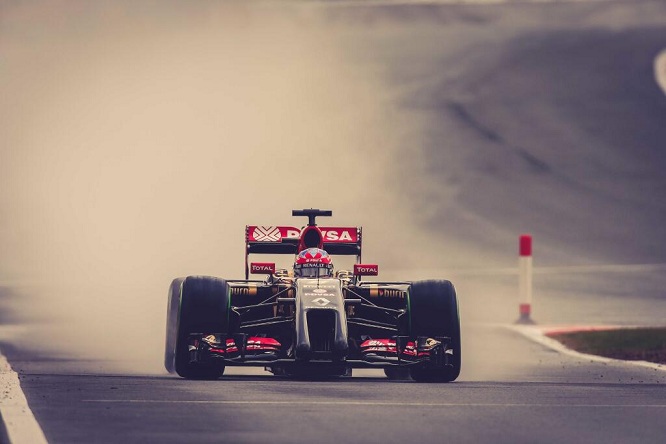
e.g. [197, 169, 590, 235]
[294, 248, 334, 278]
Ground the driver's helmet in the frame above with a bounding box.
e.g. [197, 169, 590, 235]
[294, 248, 334, 278]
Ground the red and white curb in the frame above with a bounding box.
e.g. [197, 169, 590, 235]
[0, 353, 48, 444]
[509, 325, 666, 372]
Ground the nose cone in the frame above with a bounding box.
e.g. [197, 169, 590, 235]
[295, 279, 348, 361]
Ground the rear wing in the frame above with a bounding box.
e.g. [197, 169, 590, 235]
[245, 225, 362, 278]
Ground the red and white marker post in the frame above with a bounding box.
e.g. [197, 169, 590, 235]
[518, 234, 533, 323]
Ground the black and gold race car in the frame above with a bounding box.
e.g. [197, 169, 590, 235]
[165, 209, 461, 382]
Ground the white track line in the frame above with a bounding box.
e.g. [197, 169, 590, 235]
[81, 399, 666, 407]
[509, 325, 666, 372]
[0, 354, 48, 444]
[655, 48, 666, 96]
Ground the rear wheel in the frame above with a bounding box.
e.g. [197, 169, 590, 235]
[166, 276, 230, 379]
[408, 280, 461, 382]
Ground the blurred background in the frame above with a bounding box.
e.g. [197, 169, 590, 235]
[1, 0, 665, 376]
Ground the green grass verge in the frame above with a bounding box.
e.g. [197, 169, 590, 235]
[546, 327, 666, 364]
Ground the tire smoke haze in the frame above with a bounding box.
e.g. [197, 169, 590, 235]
[0, 2, 428, 372]
[6, 2, 666, 381]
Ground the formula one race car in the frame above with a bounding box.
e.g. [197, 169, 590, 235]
[165, 209, 461, 382]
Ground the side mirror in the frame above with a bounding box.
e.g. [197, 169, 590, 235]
[354, 264, 379, 276]
[250, 262, 276, 274]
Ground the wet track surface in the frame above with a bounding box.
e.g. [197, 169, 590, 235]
[2, 0, 666, 442]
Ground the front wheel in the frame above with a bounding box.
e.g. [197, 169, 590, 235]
[165, 277, 185, 374]
[408, 280, 461, 382]
[165, 276, 230, 379]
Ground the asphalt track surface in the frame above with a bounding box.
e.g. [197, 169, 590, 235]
[2, 0, 666, 443]
[2, 324, 666, 444]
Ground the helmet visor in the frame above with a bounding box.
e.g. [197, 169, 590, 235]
[294, 263, 333, 278]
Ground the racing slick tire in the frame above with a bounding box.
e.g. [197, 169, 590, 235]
[165, 277, 185, 374]
[165, 276, 230, 379]
[408, 280, 461, 383]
